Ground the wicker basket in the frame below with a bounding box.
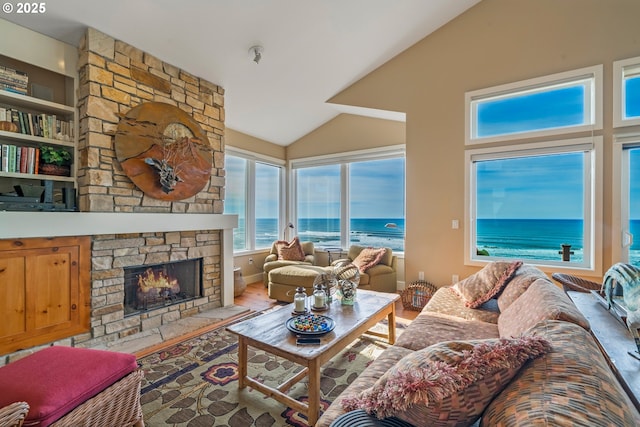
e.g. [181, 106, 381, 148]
[0, 402, 29, 427]
[401, 280, 437, 311]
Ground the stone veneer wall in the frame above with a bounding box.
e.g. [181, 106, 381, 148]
[76, 27, 225, 213]
[71, 28, 226, 349]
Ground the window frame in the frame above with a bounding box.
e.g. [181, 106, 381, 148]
[465, 137, 603, 274]
[225, 146, 286, 254]
[465, 65, 603, 146]
[613, 56, 640, 128]
[289, 145, 406, 254]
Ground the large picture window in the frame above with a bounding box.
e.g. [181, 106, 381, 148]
[292, 147, 405, 252]
[467, 140, 598, 269]
[465, 66, 603, 272]
[224, 150, 284, 252]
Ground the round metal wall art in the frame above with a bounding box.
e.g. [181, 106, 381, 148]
[115, 102, 213, 201]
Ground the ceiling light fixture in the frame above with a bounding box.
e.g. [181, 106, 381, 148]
[248, 45, 263, 64]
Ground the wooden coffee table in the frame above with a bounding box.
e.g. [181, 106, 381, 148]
[226, 289, 400, 426]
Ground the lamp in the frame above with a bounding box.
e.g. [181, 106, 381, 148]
[283, 222, 294, 240]
[248, 45, 264, 64]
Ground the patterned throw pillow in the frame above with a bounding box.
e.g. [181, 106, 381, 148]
[341, 335, 550, 426]
[275, 237, 306, 261]
[452, 261, 523, 308]
[352, 247, 387, 273]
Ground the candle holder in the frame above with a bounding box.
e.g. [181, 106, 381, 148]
[311, 283, 329, 311]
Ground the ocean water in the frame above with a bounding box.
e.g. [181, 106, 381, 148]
[237, 218, 640, 266]
[237, 218, 405, 252]
[477, 218, 640, 266]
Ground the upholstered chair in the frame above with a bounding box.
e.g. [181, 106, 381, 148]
[262, 240, 315, 286]
[331, 245, 397, 293]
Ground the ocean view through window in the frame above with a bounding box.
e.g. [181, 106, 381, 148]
[473, 150, 588, 265]
[251, 218, 405, 252]
[225, 151, 284, 251]
[292, 149, 405, 252]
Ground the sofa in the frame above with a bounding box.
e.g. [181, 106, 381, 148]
[262, 239, 315, 286]
[317, 262, 640, 427]
[331, 245, 397, 293]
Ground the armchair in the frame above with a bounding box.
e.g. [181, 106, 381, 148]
[263, 240, 315, 286]
[332, 245, 397, 293]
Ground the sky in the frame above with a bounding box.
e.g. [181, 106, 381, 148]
[296, 158, 405, 219]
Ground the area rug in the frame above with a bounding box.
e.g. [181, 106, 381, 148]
[139, 313, 405, 426]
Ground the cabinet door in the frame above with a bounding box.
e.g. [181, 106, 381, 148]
[0, 237, 89, 355]
[0, 254, 26, 339]
[29, 245, 78, 332]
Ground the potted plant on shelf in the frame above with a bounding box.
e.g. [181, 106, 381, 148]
[39, 145, 72, 177]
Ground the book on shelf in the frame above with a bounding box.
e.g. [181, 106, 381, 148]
[0, 144, 39, 174]
[0, 105, 73, 140]
[0, 144, 7, 171]
[0, 65, 28, 94]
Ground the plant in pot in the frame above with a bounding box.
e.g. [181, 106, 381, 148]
[39, 145, 72, 177]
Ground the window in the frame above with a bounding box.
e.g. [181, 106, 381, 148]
[614, 56, 640, 127]
[224, 149, 284, 251]
[614, 137, 640, 267]
[467, 140, 599, 269]
[465, 66, 603, 272]
[295, 164, 341, 247]
[466, 65, 602, 145]
[291, 147, 405, 252]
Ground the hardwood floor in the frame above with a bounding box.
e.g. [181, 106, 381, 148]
[234, 281, 419, 322]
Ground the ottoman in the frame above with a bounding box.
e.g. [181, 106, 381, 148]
[0, 346, 144, 427]
[268, 265, 330, 302]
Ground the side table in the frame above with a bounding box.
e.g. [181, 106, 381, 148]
[324, 247, 345, 264]
[567, 291, 640, 411]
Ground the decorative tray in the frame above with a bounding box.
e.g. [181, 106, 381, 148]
[286, 314, 335, 336]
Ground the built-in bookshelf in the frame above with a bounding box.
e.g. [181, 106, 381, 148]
[0, 37, 77, 211]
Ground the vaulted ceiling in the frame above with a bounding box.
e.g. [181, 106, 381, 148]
[3, 0, 480, 145]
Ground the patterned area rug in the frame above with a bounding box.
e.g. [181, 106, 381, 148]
[139, 312, 404, 426]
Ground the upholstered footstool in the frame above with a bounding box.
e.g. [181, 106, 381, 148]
[0, 346, 144, 427]
[268, 264, 331, 302]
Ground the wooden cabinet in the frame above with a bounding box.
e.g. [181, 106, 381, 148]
[0, 236, 90, 355]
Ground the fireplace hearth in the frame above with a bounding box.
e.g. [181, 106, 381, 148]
[124, 258, 203, 316]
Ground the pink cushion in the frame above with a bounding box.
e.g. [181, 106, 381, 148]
[275, 237, 306, 261]
[0, 346, 138, 427]
[352, 247, 387, 273]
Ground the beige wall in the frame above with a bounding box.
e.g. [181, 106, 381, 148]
[287, 113, 405, 159]
[326, 0, 640, 285]
[226, 128, 286, 160]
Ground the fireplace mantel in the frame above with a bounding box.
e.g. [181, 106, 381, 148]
[0, 212, 238, 307]
[0, 212, 237, 238]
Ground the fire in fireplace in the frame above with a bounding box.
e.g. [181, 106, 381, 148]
[123, 258, 202, 316]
